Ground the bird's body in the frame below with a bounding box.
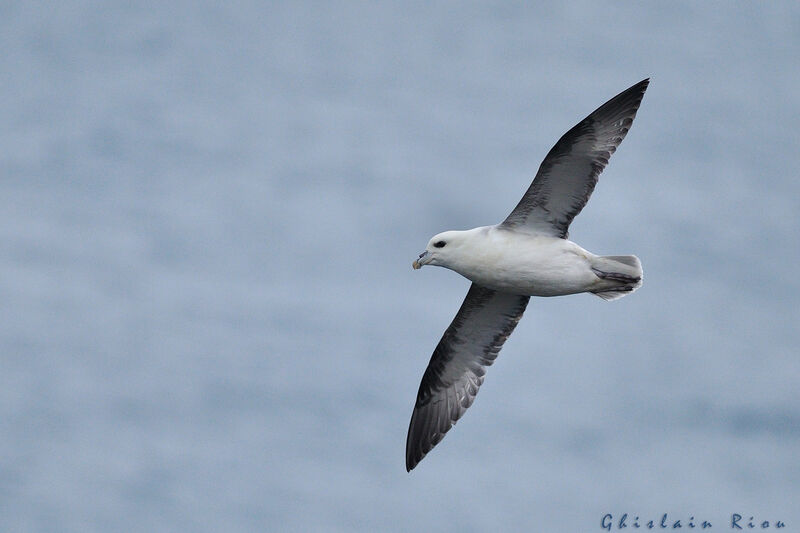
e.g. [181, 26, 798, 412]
[422, 226, 634, 297]
[406, 79, 650, 471]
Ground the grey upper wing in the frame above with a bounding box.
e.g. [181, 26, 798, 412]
[405, 283, 530, 471]
[501, 79, 649, 238]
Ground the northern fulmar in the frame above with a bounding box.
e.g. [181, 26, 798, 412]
[406, 79, 650, 471]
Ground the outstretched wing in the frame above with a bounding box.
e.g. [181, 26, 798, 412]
[406, 284, 530, 471]
[501, 79, 649, 238]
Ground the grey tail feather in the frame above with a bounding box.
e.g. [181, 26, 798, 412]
[591, 255, 643, 301]
[601, 255, 641, 269]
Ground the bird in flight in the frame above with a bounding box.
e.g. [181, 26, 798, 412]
[406, 79, 650, 471]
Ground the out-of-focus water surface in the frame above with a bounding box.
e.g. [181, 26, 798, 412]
[1, 2, 798, 531]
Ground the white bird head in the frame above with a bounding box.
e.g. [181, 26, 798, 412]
[412, 229, 480, 270]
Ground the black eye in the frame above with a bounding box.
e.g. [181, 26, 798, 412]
[433, 241, 446, 248]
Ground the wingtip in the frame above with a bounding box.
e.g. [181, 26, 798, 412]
[405, 416, 423, 472]
[405, 451, 420, 472]
[405, 435, 426, 471]
[612, 78, 650, 113]
[625, 78, 649, 94]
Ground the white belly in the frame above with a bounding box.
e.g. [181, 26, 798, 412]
[450, 230, 598, 297]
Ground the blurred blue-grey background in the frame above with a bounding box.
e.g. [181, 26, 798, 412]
[1, 2, 798, 531]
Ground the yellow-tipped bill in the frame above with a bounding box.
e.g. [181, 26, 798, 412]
[412, 250, 429, 270]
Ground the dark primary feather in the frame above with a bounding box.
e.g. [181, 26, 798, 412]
[501, 78, 649, 238]
[405, 284, 530, 471]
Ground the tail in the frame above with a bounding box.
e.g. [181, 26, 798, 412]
[590, 255, 643, 301]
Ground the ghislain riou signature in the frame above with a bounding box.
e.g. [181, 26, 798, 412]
[601, 513, 786, 530]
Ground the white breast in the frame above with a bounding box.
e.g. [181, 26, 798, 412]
[449, 227, 599, 297]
